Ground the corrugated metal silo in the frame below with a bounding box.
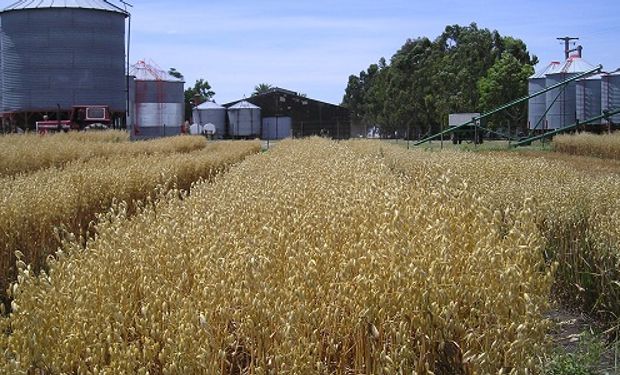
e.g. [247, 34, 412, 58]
[601, 71, 620, 124]
[130, 60, 185, 139]
[192, 101, 226, 139]
[0, 1, 128, 113]
[576, 74, 602, 125]
[228, 101, 261, 137]
[528, 62, 560, 130]
[545, 57, 596, 130]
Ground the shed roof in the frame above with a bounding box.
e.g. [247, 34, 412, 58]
[225, 88, 347, 110]
[3, 0, 128, 14]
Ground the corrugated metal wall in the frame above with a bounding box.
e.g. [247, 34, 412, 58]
[0, 8, 126, 112]
[262, 117, 292, 139]
[228, 107, 261, 137]
[192, 105, 226, 139]
[133, 80, 184, 139]
[545, 73, 578, 130]
[576, 77, 602, 124]
[602, 73, 620, 124]
[528, 78, 547, 130]
[127, 75, 136, 129]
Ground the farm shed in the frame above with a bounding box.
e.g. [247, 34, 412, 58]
[224, 88, 351, 139]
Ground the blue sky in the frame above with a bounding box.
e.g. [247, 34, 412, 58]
[126, 0, 619, 105]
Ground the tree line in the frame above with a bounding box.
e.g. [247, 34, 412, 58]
[341, 23, 538, 138]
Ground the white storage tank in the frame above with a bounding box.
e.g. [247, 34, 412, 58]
[576, 74, 602, 125]
[192, 101, 226, 139]
[228, 101, 261, 137]
[528, 62, 561, 130]
[130, 60, 185, 139]
[262, 117, 292, 140]
[545, 57, 596, 130]
[601, 70, 620, 124]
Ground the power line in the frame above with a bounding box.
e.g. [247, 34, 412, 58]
[557, 36, 580, 59]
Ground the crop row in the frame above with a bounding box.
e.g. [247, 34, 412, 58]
[0, 140, 261, 299]
[553, 132, 620, 160]
[0, 132, 207, 177]
[1, 138, 553, 373]
[350, 140, 620, 322]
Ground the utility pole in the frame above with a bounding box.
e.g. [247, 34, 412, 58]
[557, 36, 580, 60]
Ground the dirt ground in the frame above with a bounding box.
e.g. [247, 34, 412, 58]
[547, 307, 618, 374]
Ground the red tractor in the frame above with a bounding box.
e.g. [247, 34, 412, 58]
[36, 105, 111, 133]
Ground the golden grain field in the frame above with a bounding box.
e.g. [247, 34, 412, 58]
[1, 138, 555, 374]
[351, 141, 620, 321]
[553, 132, 620, 160]
[0, 132, 208, 177]
[1, 137, 619, 373]
[0, 140, 261, 300]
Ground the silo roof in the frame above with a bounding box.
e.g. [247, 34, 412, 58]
[605, 69, 620, 76]
[196, 101, 225, 110]
[229, 101, 261, 110]
[2, 0, 128, 14]
[530, 61, 561, 79]
[578, 73, 603, 81]
[552, 56, 597, 75]
[130, 60, 184, 82]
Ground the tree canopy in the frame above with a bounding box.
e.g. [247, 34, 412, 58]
[253, 83, 274, 96]
[186, 79, 215, 104]
[167, 68, 216, 121]
[168, 68, 183, 80]
[342, 23, 537, 137]
[478, 52, 534, 131]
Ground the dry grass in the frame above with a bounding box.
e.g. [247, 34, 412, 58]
[351, 141, 620, 324]
[504, 150, 620, 177]
[0, 133, 208, 177]
[0, 140, 260, 301]
[553, 132, 620, 160]
[1, 138, 553, 373]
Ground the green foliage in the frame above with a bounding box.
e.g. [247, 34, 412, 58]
[184, 79, 216, 121]
[478, 52, 534, 131]
[545, 334, 604, 375]
[186, 79, 215, 103]
[342, 23, 536, 138]
[168, 68, 183, 80]
[253, 83, 274, 96]
[166, 67, 217, 121]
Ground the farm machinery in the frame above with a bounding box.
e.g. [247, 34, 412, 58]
[35, 105, 111, 133]
[414, 65, 619, 147]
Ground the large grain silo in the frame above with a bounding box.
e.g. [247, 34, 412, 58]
[528, 61, 561, 130]
[228, 101, 261, 138]
[545, 57, 596, 130]
[0, 0, 128, 126]
[130, 60, 185, 139]
[193, 101, 226, 139]
[601, 71, 620, 124]
[576, 74, 602, 125]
